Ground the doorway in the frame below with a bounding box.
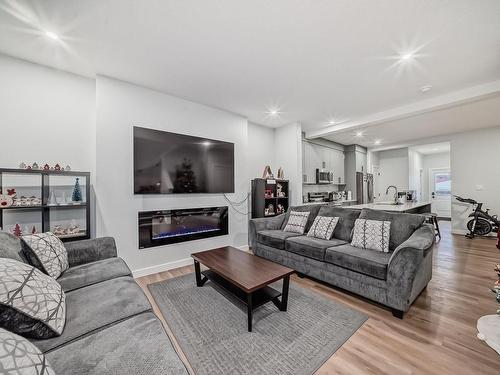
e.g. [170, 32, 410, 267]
[429, 167, 451, 218]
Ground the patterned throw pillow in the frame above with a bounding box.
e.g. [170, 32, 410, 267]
[0, 327, 56, 375]
[0, 258, 66, 338]
[351, 219, 391, 252]
[283, 211, 310, 234]
[307, 216, 339, 240]
[21, 232, 69, 278]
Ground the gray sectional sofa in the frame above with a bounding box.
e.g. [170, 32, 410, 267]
[0, 232, 188, 375]
[249, 205, 435, 318]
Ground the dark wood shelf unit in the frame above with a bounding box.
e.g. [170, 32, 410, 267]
[0, 168, 91, 242]
[251, 178, 290, 219]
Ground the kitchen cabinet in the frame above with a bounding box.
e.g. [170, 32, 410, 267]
[302, 141, 345, 184]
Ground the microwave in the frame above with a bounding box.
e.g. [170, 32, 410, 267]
[316, 169, 334, 184]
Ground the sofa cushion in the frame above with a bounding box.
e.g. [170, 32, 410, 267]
[324, 244, 392, 280]
[281, 205, 322, 233]
[0, 327, 56, 375]
[31, 276, 152, 353]
[307, 216, 339, 240]
[57, 257, 132, 292]
[0, 231, 27, 263]
[317, 207, 361, 241]
[21, 232, 69, 278]
[359, 208, 425, 250]
[351, 219, 391, 253]
[46, 312, 187, 375]
[286, 236, 347, 261]
[0, 258, 66, 339]
[283, 211, 310, 234]
[256, 230, 302, 250]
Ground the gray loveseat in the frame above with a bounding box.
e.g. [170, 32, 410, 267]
[0, 232, 188, 375]
[249, 205, 435, 318]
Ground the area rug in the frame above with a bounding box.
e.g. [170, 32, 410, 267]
[148, 274, 367, 375]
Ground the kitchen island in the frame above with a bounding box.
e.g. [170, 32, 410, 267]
[349, 201, 431, 214]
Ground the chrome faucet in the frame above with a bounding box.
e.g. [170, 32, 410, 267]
[386, 185, 398, 204]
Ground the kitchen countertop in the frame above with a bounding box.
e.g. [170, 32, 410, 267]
[301, 200, 357, 206]
[348, 201, 432, 212]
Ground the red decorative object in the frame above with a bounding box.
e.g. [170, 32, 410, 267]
[54, 164, 61, 171]
[13, 224, 22, 237]
[43, 164, 50, 171]
[31, 225, 37, 234]
[7, 188, 16, 196]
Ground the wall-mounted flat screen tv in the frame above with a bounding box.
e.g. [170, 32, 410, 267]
[134, 126, 235, 194]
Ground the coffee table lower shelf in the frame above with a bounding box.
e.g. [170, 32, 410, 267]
[202, 270, 282, 308]
[198, 269, 289, 332]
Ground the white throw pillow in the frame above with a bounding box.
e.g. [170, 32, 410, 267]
[283, 211, 310, 234]
[351, 219, 391, 252]
[307, 216, 339, 240]
[0, 258, 66, 338]
[21, 232, 69, 279]
[0, 327, 56, 375]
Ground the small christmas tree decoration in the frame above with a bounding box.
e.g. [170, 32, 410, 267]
[54, 164, 61, 171]
[19, 162, 26, 169]
[65, 165, 71, 171]
[32, 162, 39, 170]
[13, 223, 22, 237]
[72, 178, 83, 202]
[43, 164, 50, 171]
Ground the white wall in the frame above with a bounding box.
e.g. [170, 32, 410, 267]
[377, 148, 409, 200]
[247, 122, 275, 181]
[450, 127, 500, 234]
[421, 152, 450, 202]
[95, 76, 249, 275]
[408, 148, 423, 200]
[275, 123, 303, 205]
[0, 54, 96, 176]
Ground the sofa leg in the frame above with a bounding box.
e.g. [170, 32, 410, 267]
[391, 309, 404, 319]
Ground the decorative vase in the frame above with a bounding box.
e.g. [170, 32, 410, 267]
[48, 190, 57, 205]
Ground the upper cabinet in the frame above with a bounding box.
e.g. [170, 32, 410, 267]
[302, 141, 345, 184]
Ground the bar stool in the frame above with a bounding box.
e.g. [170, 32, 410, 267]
[425, 213, 441, 240]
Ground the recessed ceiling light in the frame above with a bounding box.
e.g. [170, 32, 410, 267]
[400, 52, 414, 61]
[374, 139, 381, 145]
[420, 85, 432, 93]
[45, 31, 60, 40]
[355, 130, 364, 137]
[266, 106, 282, 117]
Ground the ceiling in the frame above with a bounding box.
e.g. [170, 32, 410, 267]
[0, 0, 499, 140]
[410, 142, 450, 155]
[322, 92, 500, 148]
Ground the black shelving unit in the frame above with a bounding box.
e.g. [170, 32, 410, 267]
[251, 178, 289, 219]
[0, 168, 91, 242]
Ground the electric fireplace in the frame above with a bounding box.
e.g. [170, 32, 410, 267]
[138, 206, 228, 248]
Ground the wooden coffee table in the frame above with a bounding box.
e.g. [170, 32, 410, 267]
[191, 246, 294, 332]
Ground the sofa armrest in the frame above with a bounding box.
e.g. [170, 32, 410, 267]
[64, 237, 118, 267]
[386, 224, 435, 311]
[248, 214, 286, 249]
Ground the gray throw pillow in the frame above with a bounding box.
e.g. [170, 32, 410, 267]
[21, 232, 69, 279]
[0, 258, 66, 338]
[307, 216, 339, 240]
[0, 327, 56, 375]
[283, 211, 310, 234]
[351, 219, 391, 253]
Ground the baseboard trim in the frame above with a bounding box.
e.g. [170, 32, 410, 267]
[132, 244, 250, 278]
[132, 258, 193, 278]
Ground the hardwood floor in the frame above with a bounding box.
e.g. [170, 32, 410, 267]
[136, 222, 499, 374]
